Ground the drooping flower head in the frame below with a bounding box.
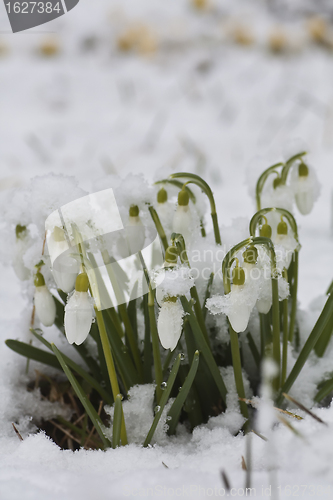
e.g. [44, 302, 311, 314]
[157, 296, 184, 351]
[293, 161, 318, 215]
[64, 272, 93, 346]
[34, 271, 56, 327]
[48, 226, 79, 293]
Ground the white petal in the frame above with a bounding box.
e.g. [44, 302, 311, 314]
[295, 177, 314, 215]
[172, 206, 192, 246]
[228, 304, 252, 333]
[125, 216, 145, 255]
[64, 292, 93, 345]
[34, 286, 56, 327]
[227, 286, 253, 332]
[243, 262, 256, 281]
[53, 256, 79, 293]
[157, 301, 183, 351]
[256, 297, 272, 314]
[49, 239, 69, 264]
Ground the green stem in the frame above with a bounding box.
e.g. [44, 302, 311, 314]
[280, 152, 307, 184]
[95, 309, 128, 445]
[255, 163, 284, 211]
[143, 293, 153, 383]
[281, 269, 289, 386]
[229, 325, 249, 420]
[118, 303, 144, 382]
[171, 232, 211, 346]
[148, 287, 163, 403]
[95, 309, 120, 397]
[288, 250, 299, 342]
[169, 173, 222, 245]
[271, 272, 281, 392]
[249, 208, 299, 243]
[148, 205, 168, 252]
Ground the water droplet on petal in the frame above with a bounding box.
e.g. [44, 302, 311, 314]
[166, 416, 172, 421]
[91, 318, 96, 323]
[160, 382, 167, 390]
[154, 405, 161, 414]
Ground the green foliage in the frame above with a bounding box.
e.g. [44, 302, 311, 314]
[5, 163, 333, 450]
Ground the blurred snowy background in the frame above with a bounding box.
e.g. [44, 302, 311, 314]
[1, 0, 333, 309]
[1, 1, 333, 498]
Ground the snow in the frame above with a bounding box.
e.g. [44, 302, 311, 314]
[1, 0, 333, 498]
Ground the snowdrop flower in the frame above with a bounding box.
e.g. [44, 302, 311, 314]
[273, 218, 294, 269]
[13, 224, 31, 281]
[48, 226, 79, 293]
[227, 263, 254, 333]
[126, 205, 145, 255]
[34, 272, 56, 327]
[173, 187, 192, 246]
[293, 162, 316, 215]
[65, 273, 93, 345]
[157, 296, 184, 351]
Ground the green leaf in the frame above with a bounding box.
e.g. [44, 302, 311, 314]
[246, 333, 260, 369]
[127, 281, 139, 341]
[143, 353, 181, 447]
[51, 343, 111, 449]
[30, 329, 113, 405]
[167, 351, 200, 435]
[103, 310, 140, 389]
[143, 294, 153, 383]
[277, 291, 333, 406]
[314, 320, 333, 357]
[6, 339, 61, 370]
[180, 296, 227, 405]
[202, 272, 214, 321]
[112, 395, 123, 449]
[314, 377, 333, 403]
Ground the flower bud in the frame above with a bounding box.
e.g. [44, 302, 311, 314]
[178, 188, 189, 207]
[157, 188, 168, 204]
[125, 205, 145, 255]
[260, 223, 272, 239]
[232, 265, 245, 286]
[164, 245, 178, 267]
[13, 224, 31, 281]
[294, 162, 314, 215]
[243, 246, 258, 265]
[34, 272, 56, 327]
[48, 226, 79, 293]
[64, 273, 93, 345]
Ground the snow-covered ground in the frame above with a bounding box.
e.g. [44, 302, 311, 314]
[1, 1, 333, 498]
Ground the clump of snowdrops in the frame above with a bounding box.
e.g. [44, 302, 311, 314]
[6, 151, 333, 450]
